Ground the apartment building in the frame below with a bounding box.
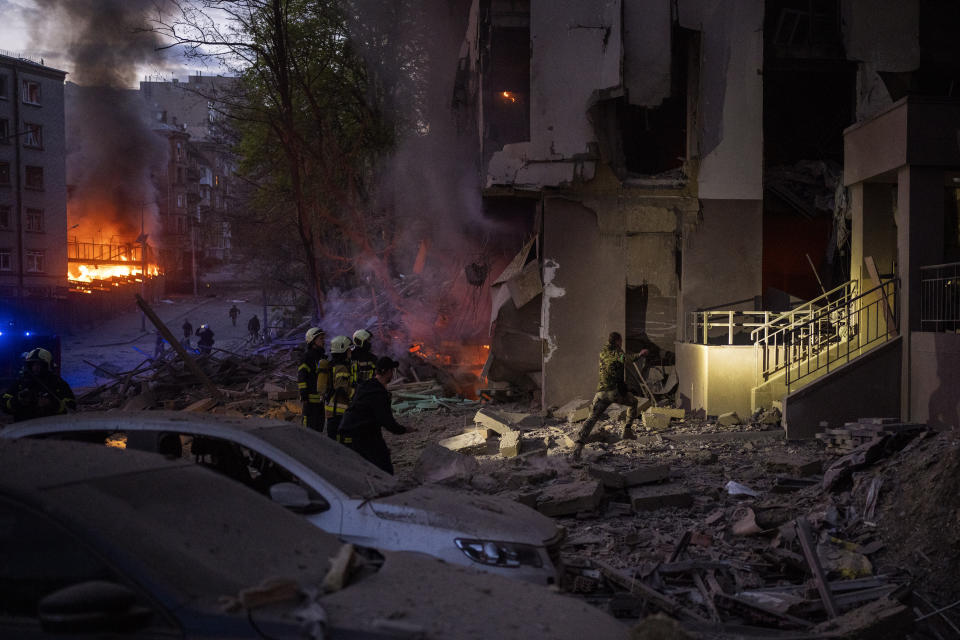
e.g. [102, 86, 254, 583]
[0, 54, 67, 300]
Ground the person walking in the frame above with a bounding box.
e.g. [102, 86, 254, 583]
[2, 348, 76, 422]
[196, 323, 215, 355]
[247, 315, 261, 343]
[337, 356, 411, 474]
[229, 304, 240, 327]
[572, 332, 649, 460]
[298, 327, 327, 433]
[182, 319, 193, 349]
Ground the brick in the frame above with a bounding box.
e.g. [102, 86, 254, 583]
[628, 483, 692, 511]
[438, 431, 488, 455]
[642, 411, 671, 430]
[536, 481, 604, 517]
[499, 431, 521, 458]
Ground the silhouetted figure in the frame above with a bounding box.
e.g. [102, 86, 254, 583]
[196, 324, 215, 355]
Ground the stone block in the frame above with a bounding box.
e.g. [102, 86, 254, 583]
[473, 408, 515, 435]
[499, 431, 522, 458]
[588, 466, 624, 489]
[642, 411, 671, 430]
[628, 483, 693, 511]
[497, 410, 542, 428]
[718, 411, 741, 426]
[438, 431, 488, 455]
[556, 397, 591, 422]
[645, 406, 685, 420]
[536, 481, 604, 517]
[412, 443, 480, 484]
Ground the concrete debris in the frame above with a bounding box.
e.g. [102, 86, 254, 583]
[757, 406, 782, 425]
[764, 455, 822, 477]
[438, 431, 489, 456]
[641, 410, 672, 431]
[412, 443, 480, 485]
[645, 406, 685, 420]
[536, 481, 604, 517]
[499, 431, 522, 458]
[555, 397, 592, 423]
[628, 483, 692, 512]
[717, 411, 741, 426]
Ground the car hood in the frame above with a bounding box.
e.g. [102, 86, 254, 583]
[368, 485, 559, 544]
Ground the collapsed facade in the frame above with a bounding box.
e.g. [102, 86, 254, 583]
[465, 1, 960, 433]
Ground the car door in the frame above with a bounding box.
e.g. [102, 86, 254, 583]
[0, 496, 182, 639]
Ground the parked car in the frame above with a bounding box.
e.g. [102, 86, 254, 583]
[2, 411, 564, 585]
[0, 438, 628, 639]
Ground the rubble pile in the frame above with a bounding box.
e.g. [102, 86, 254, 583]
[394, 404, 960, 637]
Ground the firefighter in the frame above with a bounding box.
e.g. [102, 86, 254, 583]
[338, 356, 410, 474]
[324, 335, 354, 441]
[572, 332, 649, 460]
[297, 327, 327, 433]
[2, 348, 76, 422]
[350, 328, 377, 388]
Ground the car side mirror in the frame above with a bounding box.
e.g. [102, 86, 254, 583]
[269, 482, 329, 514]
[38, 580, 153, 633]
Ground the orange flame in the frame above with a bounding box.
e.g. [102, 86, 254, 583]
[500, 91, 517, 103]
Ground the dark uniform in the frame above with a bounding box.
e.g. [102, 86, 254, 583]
[196, 326, 215, 355]
[3, 367, 76, 422]
[350, 346, 377, 388]
[575, 344, 647, 446]
[338, 377, 406, 474]
[324, 353, 353, 441]
[297, 343, 327, 433]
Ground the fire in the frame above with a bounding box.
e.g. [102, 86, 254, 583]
[69, 263, 160, 283]
[500, 91, 517, 103]
[407, 340, 491, 399]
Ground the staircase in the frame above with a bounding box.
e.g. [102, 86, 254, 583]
[750, 278, 899, 410]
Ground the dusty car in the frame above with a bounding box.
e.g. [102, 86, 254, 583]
[0, 438, 629, 639]
[2, 411, 564, 585]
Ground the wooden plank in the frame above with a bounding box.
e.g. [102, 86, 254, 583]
[795, 517, 838, 619]
[594, 559, 710, 624]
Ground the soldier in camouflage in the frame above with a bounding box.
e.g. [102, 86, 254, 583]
[572, 332, 649, 460]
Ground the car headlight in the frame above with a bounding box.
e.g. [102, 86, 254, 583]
[454, 539, 543, 568]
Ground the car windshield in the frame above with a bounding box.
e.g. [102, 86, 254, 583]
[45, 463, 342, 607]
[250, 425, 399, 498]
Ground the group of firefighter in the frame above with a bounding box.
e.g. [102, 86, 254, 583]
[298, 327, 410, 474]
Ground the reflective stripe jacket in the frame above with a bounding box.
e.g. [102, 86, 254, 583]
[2, 371, 76, 422]
[350, 348, 377, 387]
[325, 356, 353, 417]
[297, 346, 326, 404]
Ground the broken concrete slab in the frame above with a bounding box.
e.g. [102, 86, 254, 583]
[589, 464, 670, 489]
[628, 483, 693, 511]
[498, 410, 543, 428]
[555, 397, 592, 422]
[473, 407, 535, 434]
[536, 481, 604, 517]
[718, 411, 741, 426]
[645, 406, 685, 420]
[642, 411, 671, 431]
[499, 431, 522, 458]
[412, 443, 480, 484]
[438, 431, 488, 455]
[765, 455, 822, 477]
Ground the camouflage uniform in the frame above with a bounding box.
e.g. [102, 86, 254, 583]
[575, 345, 647, 445]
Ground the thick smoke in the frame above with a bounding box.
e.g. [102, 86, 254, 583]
[28, 0, 170, 238]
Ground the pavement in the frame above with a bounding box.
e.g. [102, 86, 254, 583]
[62, 275, 272, 391]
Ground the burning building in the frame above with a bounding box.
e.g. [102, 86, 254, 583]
[461, 0, 960, 433]
[0, 53, 68, 300]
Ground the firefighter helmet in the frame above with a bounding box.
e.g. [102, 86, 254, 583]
[305, 327, 325, 345]
[352, 329, 372, 348]
[24, 348, 53, 367]
[330, 335, 351, 354]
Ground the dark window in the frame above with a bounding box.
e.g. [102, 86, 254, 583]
[25, 250, 44, 273]
[482, 0, 531, 155]
[0, 75, 8, 99]
[0, 249, 10, 271]
[25, 208, 43, 233]
[25, 166, 43, 190]
[0, 163, 9, 185]
[23, 123, 42, 149]
[0, 205, 9, 229]
[0, 119, 9, 144]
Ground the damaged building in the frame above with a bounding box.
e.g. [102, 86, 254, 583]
[468, 0, 960, 434]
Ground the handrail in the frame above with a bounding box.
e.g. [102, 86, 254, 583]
[749, 279, 857, 343]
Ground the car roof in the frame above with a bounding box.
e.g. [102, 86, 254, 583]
[0, 438, 341, 609]
[2, 411, 398, 498]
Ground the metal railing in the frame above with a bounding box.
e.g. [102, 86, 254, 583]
[920, 261, 960, 332]
[751, 280, 858, 381]
[686, 309, 773, 345]
[773, 279, 898, 392]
